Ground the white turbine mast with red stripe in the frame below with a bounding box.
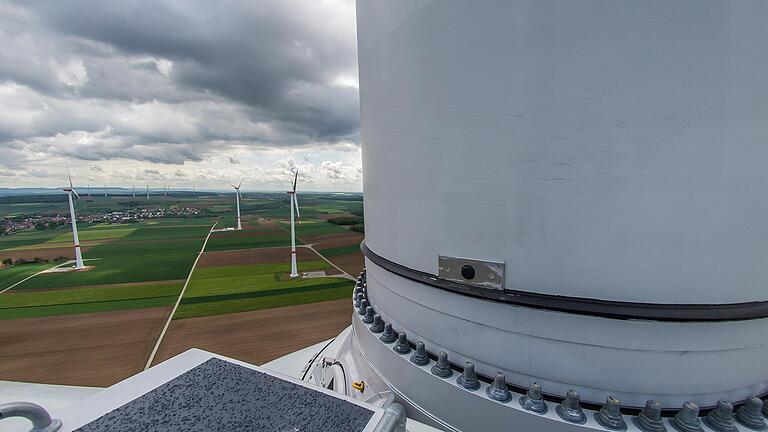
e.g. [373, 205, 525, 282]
[288, 170, 300, 277]
[63, 168, 85, 269]
[231, 178, 244, 230]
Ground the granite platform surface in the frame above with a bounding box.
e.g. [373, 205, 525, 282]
[74, 358, 373, 432]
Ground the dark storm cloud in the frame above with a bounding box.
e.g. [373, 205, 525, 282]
[0, 0, 359, 167]
[25, 0, 358, 140]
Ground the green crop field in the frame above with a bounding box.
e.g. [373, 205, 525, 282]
[173, 283, 352, 319]
[47, 227, 136, 243]
[277, 220, 348, 238]
[0, 229, 69, 250]
[121, 225, 211, 241]
[0, 296, 177, 320]
[204, 234, 293, 252]
[0, 263, 53, 290]
[0, 281, 181, 309]
[185, 261, 334, 298]
[15, 233, 207, 290]
[174, 259, 352, 319]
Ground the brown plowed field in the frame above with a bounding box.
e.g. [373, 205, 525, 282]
[152, 299, 351, 366]
[197, 247, 320, 267]
[0, 246, 88, 262]
[0, 307, 170, 386]
[326, 253, 365, 277]
[302, 232, 363, 249]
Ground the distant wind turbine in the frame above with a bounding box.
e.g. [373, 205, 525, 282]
[164, 185, 168, 197]
[63, 169, 85, 269]
[146, 185, 150, 200]
[87, 184, 91, 197]
[287, 170, 300, 277]
[231, 178, 244, 230]
[132, 185, 136, 198]
[103, 185, 107, 197]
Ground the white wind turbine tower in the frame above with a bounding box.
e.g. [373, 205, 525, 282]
[132, 185, 136, 198]
[63, 169, 85, 270]
[146, 185, 150, 199]
[287, 170, 301, 277]
[87, 184, 91, 197]
[231, 178, 244, 230]
[103, 185, 107, 197]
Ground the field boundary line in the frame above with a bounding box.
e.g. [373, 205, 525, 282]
[0, 261, 71, 294]
[144, 221, 218, 370]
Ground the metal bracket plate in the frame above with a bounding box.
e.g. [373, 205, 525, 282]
[438, 256, 505, 291]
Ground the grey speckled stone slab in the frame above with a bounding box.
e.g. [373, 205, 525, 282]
[75, 358, 374, 432]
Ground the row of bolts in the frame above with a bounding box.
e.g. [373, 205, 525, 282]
[353, 270, 768, 432]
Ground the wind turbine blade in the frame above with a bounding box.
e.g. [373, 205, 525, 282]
[238, 177, 244, 189]
[294, 194, 301, 221]
[67, 166, 73, 189]
[292, 170, 298, 192]
[72, 189, 80, 198]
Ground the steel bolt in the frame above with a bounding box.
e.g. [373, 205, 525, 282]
[362, 306, 374, 324]
[379, 323, 397, 343]
[410, 342, 429, 366]
[595, 395, 626, 430]
[556, 389, 586, 424]
[431, 351, 453, 378]
[370, 314, 384, 333]
[456, 362, 480, 391]
[354, 292, 362, 308]
[672, 401, 702, 432]
[633, 400, 666, 432]
[736, 397, 766, 430]
[358, 299, 368, 315]
[705, 400, 737, 432]
[486, 372, 511, 402]
[393, 332, 411, 354]
[520, 382, 547, 414]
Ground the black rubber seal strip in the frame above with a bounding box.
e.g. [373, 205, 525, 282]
[361, 241, 768, 322]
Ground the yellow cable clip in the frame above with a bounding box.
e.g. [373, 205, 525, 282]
[352, 381, 365, 392]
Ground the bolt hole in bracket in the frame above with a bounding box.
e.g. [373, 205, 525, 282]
[439, 256, 504, 291]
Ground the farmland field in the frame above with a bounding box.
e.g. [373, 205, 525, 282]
[0, 191, 364, 384]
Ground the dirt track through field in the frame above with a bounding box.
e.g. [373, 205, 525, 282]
[197, 247, 319, 267]
[152, 299, 352, 366]
[0, 307, 170, 386]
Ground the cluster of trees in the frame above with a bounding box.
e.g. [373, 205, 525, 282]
[1, 256, 68, 266]
[327, 216, 363, 226]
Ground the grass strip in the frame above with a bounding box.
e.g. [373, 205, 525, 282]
[180, 280, 352, 305]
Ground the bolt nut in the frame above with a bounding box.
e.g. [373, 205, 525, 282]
[410, 342, 429, 366]
[556, 389, 586, 424]
[486, 372, 511, 403]
[520, 382, 547, 414]
[431, 351, 453, 378]
[595, 395, 627, 431]
[456, 362, 480, 391]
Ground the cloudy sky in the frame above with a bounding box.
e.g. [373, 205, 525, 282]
[0, 0, 362, 191]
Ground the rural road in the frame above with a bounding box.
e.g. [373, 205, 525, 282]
[144, 221, 218, 370]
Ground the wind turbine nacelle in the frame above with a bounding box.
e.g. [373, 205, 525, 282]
[358, 0, 768, 411]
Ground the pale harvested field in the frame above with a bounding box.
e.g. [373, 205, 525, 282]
[153, 299, 352, 366]
[0, 307, 170, 386]
[197, 247, 319, 267]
